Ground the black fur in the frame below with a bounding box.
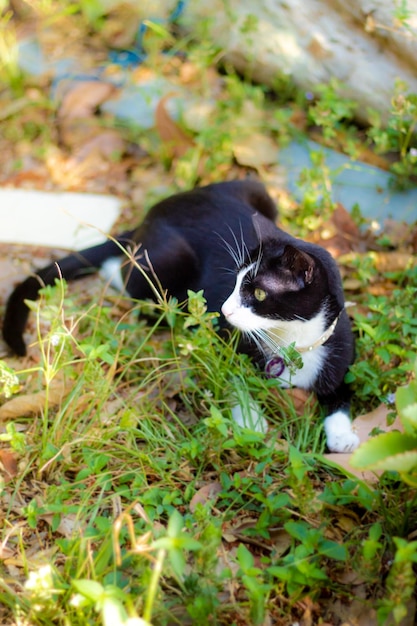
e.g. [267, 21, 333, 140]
[2, 180, 354, 414]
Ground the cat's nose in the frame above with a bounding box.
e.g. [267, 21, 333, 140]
[221, 299, 233, 318]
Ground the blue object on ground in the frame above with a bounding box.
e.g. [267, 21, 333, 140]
[101, 79, 183, 129]
[279, 140, 417, 225]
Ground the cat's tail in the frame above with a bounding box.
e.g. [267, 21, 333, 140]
[3, 230, 136, 356]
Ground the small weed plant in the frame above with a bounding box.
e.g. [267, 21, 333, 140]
[347, 265, 417, 408]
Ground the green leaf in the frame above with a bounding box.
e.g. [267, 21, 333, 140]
[402, 403, 417, 429]
[267, 565, 291, 582]
[350, 431, 417, 472]
[174, 537, 202, 551]
[397, 383, 417, 414]
[236, 543, 255, 572]
[72, 579, 103, 602]
[169, 547, 186, 579]
[397, 384, 417, 434]
[152, 537, 173, 551]
[318, 540, 348, 561]
[167, 509, 184, 538]
[284, 521, 309, 543]
[288, 446, 308, 481]
[102, 596, 129, 626]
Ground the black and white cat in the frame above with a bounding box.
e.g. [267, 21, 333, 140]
[2, 180, 359, 452]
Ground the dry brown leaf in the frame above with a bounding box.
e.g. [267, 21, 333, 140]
[58, 81, 116, 121]
[100, 3, 141, 49]
[155, 94, 194, 158]
[313, 204, 365, 257]
[40, 513, 84, 538]
[327, 598, 378, 626]
[269, 528, 292, 557]
[384, 219, 415, 248]
[72, 129, 125, 163]
[0, 544, 15, 560]
[0, 380, 69, 419]
[189, 481, 222, 512]
[372, 251, 416, 273]
[285, 387, 317, 415]
[0, 449, 18, 479]
[233, 132, 277, 169]
[5, 546, 58, 570]
[343, 278, 363, 291]
[270, 386, 317, 417]
[324, 404, 402, 482]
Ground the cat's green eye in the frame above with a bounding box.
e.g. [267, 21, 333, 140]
[254, 288, 267, 302]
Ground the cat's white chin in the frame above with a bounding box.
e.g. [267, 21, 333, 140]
[324, 411, 360, 453]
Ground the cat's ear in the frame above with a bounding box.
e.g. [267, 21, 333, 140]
[252, 212, 278, 240]
[282, 245, 315, 285]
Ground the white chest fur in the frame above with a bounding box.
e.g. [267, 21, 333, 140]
[264, 316, 326, 389]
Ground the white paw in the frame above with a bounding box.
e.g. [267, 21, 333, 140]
[324, 411, 360, 453]
[231, 402, 268, 433]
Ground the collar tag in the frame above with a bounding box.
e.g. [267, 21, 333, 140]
[265, 356, 285, 378]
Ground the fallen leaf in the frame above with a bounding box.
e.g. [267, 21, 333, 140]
[323, 404, 402, 482]
[233, 132, 277, 169]
[182, 99, 216, 132]
[371, 251, 416, 273]
[155, 93, 194, 158]
[270, 386, 318, 417]
[269, 528, 292, 557]
[383, 219, 414, 248]
[100, 3, 141, 49]
[0, 380, 69, 419]
[285, 387, 317, 415]
[40, 513, 84, 538]
[326, 597, 377, 626]
[72, 130, 125, 162]
[189, 481, 222, 512]
[58, 81, 116, 121]
[343, 278, 364, 291]
[0, 545, 15, 560]
[313, 204, 365, 256]
[0, 449, 18, 479]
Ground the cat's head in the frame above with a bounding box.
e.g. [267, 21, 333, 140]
[221, 241, 323, 332]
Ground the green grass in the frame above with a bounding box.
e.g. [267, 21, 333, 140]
[1, 276, 417, 625]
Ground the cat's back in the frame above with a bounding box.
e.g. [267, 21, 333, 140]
[139, 180, 277, 231]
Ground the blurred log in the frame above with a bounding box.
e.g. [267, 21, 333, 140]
[181, 0, 417, 123]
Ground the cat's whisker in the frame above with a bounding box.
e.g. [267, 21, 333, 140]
[256, 328, 292, 354]
[238, 221, 251, 269]
[215, 232, 241, 268]
[244, 329, 266, 356]
[294, 314, 309, 323]
[253, 240, 263, 277]
[219, 266, 238, 276]
[226, 226, 242, 267]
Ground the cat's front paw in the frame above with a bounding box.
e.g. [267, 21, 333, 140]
[231, 402, 268, 433]
[324, 411, 360, 453]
